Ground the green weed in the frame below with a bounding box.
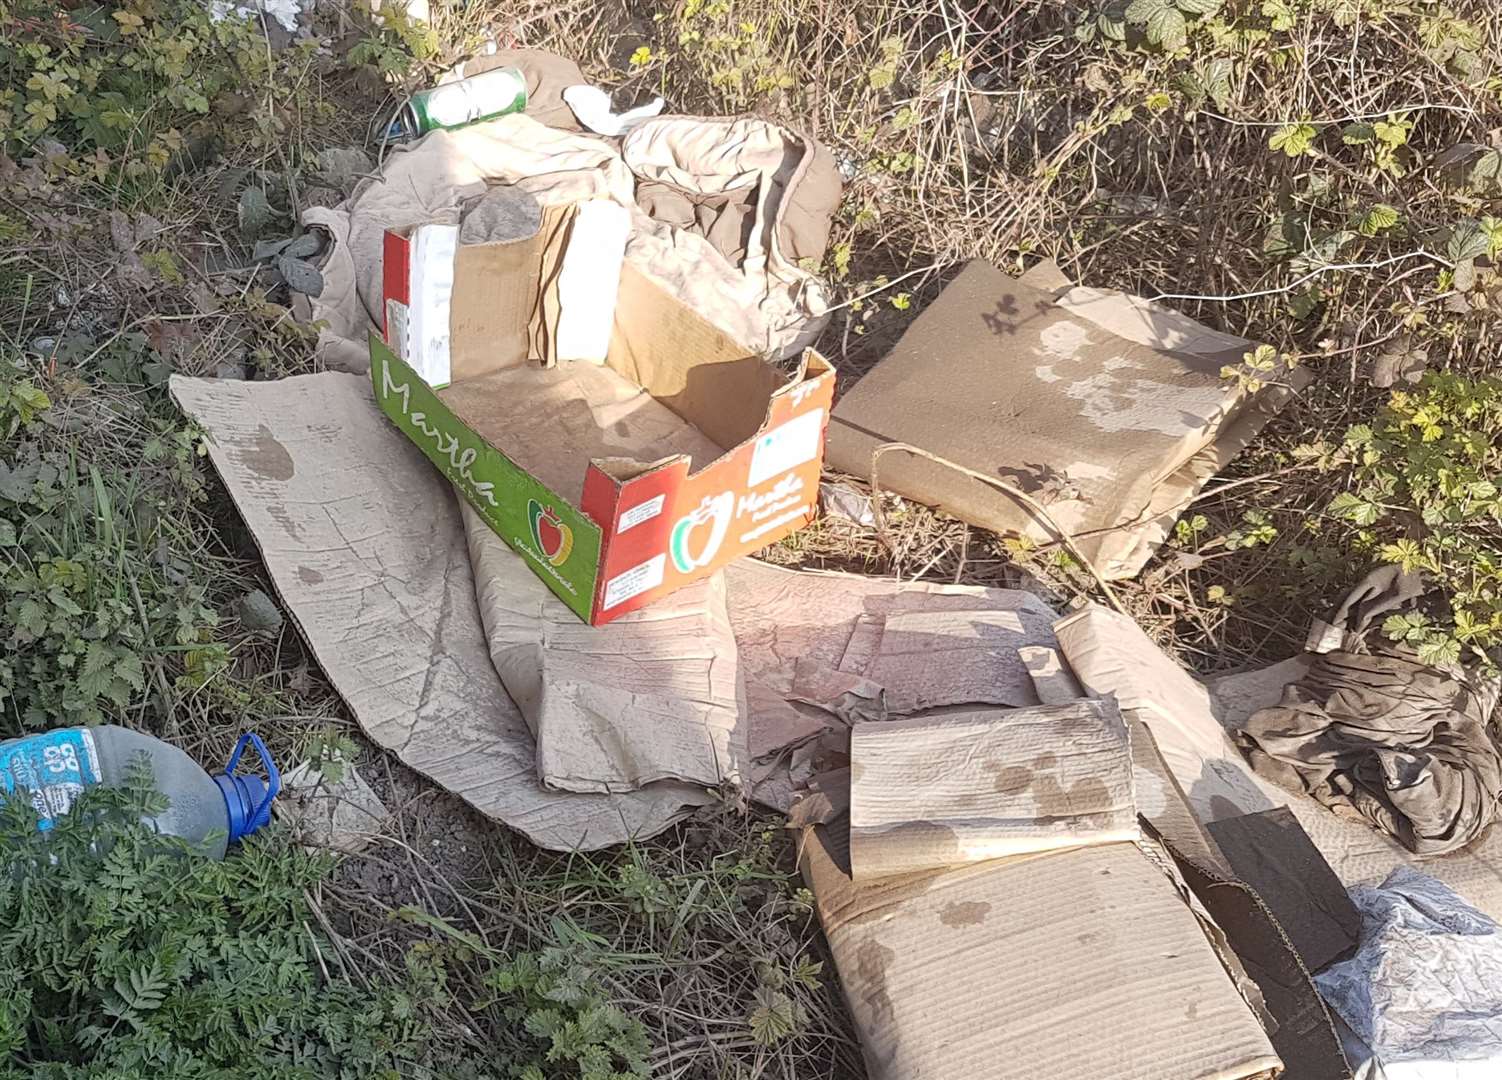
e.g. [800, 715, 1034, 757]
[1329, 372, 1502, 667]
[0, 765, 503, 1078]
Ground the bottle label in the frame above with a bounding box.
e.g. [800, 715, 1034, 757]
[0, 728, 102, 830]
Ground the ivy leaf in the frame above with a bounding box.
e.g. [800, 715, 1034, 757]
[1341, 122, 1376, 145]
[1269, 123, 1317, 157]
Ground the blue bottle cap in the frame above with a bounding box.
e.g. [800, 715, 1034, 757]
[213, 733, 281, 843]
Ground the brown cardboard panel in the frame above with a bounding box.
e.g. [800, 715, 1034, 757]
[826, 260, 1274, 578]
[449, 230, 546, 380]
[847, 700, 1137, 880]
[723, 560, 1060, 766]
[462, 502, 746, 794]
[800, 826, 1281, 1080]
[1055, 604, 1279, 822]
[437, 362, 724, 504]
[1208, 809, 1362, 973]
[1020, 644, 1086, 704]
[1132, 724, 1353, 1080]
[841, 608, 1048, 714]
[607, 261, 786, 450]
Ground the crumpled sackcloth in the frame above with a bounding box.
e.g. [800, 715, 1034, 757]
[1237, 647, 1501, 856]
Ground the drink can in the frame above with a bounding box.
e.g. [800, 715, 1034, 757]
[393, 66, 528, 138]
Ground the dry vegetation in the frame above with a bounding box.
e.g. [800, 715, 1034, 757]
[4, 0, 1502, 1077]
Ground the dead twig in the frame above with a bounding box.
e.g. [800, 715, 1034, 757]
[869, 441, 1125, 612]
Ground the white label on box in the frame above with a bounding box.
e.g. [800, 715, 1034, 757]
[602, 553, 666, 610]
[555, 200, 630, 364]
[748, 408, 824, 487]
[384, 299, 409, 359]
[408, 223, 459, 389]
[618, 493, 665, 533]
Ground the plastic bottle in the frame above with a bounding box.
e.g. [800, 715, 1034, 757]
[0, 727, 280, 858]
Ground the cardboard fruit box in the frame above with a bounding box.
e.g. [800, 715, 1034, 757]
[372, 200, 836, 625]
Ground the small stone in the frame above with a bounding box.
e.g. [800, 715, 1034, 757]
[316, 146, 373, 192]
[277, 255, 324, 297]
[236, 588, 284, 632]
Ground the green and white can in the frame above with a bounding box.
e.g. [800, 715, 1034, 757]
[393, 66, 528, 138]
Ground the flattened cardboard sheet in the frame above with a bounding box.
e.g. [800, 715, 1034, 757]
[1132, 724, 1353, 1080]
[1060, 611, 1502, 922]
[847, 700, 1137, 880]
[1208, 808, 1363, 974]
[724, 559, 1058, 730]
[800, 822, 1281, 1080]
[826, 259, 1297, 580]
[171, 373, 712, 850]
[462, 500, 745, 794]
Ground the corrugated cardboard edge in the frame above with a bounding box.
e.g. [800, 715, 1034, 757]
[1133, 723, 1353, 1080]
[847, 700, 1138, 880]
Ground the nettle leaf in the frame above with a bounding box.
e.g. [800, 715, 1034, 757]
[1469, 149, 1502, 189]
[1146, 5, 1189, 48]
[1447, 220, 1490, 263]
[1176, 57, 1234, 110]
[1126, 0, 1171, 21]
[1269, 123, 1317, 157]
[1417, 636, 1462, 667]
[1359, 203, 1401, 235]
[1329, 491, 1383, 525]
[1201, 57, 1234, 109]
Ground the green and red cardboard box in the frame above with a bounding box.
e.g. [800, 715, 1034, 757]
[373, 204, 836, 626]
